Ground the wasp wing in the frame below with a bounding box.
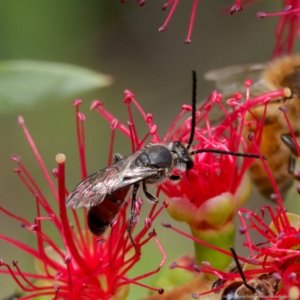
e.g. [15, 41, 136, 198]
[66, 149, 159, 209]
[205, 62, 268, 98]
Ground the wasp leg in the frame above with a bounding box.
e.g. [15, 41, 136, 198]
[128, 183, 141, 254]
[113, 153, 123, 162]
[281, 134, 298, 156]
[142, 181, 158, 203]
[170, 175, 182, 181]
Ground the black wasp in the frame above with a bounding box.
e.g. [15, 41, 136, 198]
[66, 71, 262, 253]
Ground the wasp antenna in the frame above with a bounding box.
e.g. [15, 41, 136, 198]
[229, 246, 256, 294]
[187, 70, 197, 150]
[190, 149, 266, 160]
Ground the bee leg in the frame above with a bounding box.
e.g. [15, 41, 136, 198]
[169, 175, 182, 181]
[281, 134, 298, 156]
[142, 181, 158, 203]
[128, 183, 141, 254]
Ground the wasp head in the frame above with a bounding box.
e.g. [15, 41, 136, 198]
[169, 141, 194, 171]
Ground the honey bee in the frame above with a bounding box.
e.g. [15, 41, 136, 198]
[212, 248, 279, 300]
[66, 72, 262, 252]
[205, 55, 300, 199]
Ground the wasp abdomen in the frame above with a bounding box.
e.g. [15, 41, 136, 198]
[88, 207, 110, 235]
[87, 186, 131, 236]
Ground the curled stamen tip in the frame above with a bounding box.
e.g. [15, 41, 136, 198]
[54, 285, 60, 291]
[11, 155, 21, 162]
[158, 288, 164, 295]
[124, 89, 134, 96]
[72, 98, 83, 106]
[90, 100, 103, 110]
[284, 87, 292, 97]
[77, 111, 86, 121]
[270, 193, 279, 200]
[161, 222, 171, 228]
[227, 99, 238, 106]
[257, 12, 266, 18]
[145, 217, 152, 228]
[244, 79, 252, 87]
[163, 200, 169, 207]
[13, 168, 21, 173]
[146, 113, 153, 123]
[149, 229, 157, 237]
[247, 132, 254, 141]
[230, 5, 237, 15]
[162, 3, 168, 11]
[272, 272, 282, 280]
[64, 255, 72, 264]
[0, 259, 3, 265]
[239, 227, 247, 234]
[192, 293, 200, 299]
[289, 272, 297, 280]
[110, 119, 119, 130]
[158, 25, 167, 32]
[150, 125, 157, 135]
[193, 264, 201, 272]
[283, 5, 292, 12]
[202, 261, 210, 266]
[248, 258, 259, 265]
[52, 168, 59, 178]
[12, 260, 18, 267]
[279, 106, 288, 113]
[234, 93, 243, 100]
[182, 104, 192, 111]
[31, 224, 38, 231]
[124, 94, 133, 104]
[184, 39, 191, 44]
[17, 116, 24, 124]
[169, 262, 177, 269]
[56, 153, 66, 164]
[138, 0, 145, 6]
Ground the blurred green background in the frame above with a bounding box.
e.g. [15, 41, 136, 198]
[0, 1, 288, 299]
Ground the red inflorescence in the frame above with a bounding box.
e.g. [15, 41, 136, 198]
[256, 0, 300, 57]
[0, 99, 167, 299]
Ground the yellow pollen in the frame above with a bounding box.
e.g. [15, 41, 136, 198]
[284, 87, 292, 98]
[289, 286, 299, 300]
[56, 153, 66, 164]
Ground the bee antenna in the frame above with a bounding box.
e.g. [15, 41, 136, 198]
[187, 70, 197, 150]
[190, 148, 267, 160]
[229, 246, 257, 294]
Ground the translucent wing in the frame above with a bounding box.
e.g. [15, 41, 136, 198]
[204, 62, 268, 98]
[66, 149, 159, 209]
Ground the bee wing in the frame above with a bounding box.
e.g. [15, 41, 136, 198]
[204, 62, 268, 98]
[66, 148, 159, 209]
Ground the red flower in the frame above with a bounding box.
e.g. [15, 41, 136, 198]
[257, 0, 300, 57]
[162, 102, 300, 299]
[0, 98, 167, 299]
[121, 0, 300, 50]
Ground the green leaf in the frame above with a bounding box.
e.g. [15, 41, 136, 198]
[0, 60, 113, 111]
